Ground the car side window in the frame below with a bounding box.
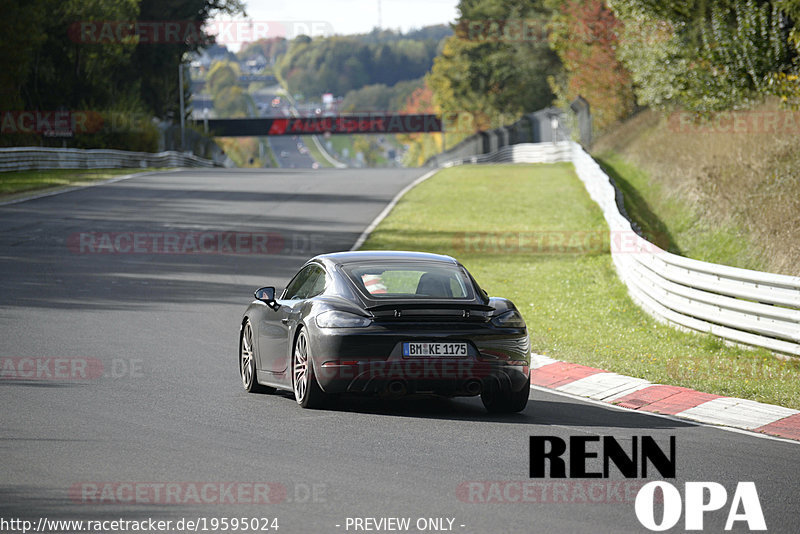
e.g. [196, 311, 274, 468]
[305, 266, 327, 298]
[283, 265, 326, 300]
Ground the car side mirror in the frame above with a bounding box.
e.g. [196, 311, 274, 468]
[254, 286, 280, 310]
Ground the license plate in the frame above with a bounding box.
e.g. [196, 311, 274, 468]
[402, 342, 468, 357]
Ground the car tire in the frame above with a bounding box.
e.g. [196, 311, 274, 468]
[292, 327, 328, 409]
[481, 382, 529, 413]
[505, 382, 530, 413]
[240, 319, 275, 394]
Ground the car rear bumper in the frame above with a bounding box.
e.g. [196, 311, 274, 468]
[307, 322, 530, 396]
[316, 359, 530, 396]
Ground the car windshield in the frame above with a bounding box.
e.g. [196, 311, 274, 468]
[342, 262, 474, 299]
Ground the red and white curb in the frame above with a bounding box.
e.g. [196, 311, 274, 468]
[529, 354, 800, 442]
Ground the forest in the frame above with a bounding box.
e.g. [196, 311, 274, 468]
[0, 0, 244, 149]
[3, 1, 799, 155]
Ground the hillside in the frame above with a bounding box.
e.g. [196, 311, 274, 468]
[274, 26, 450, 99]
[593, 101, 800, 276]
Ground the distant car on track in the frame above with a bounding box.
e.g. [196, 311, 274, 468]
[239, 251, 531, 412]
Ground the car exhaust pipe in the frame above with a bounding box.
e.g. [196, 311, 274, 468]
[464, 379, 482, 396]
[387, 380, 407, 396]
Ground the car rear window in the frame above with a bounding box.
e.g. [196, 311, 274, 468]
[342, 262, 474, 299]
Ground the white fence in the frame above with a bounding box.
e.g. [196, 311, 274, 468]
[443, 141, 800, 357]
[0, 147, 217, 172]
[441, 142, 574, 167]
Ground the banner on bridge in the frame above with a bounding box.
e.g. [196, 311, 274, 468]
[195, 114, 442, 136]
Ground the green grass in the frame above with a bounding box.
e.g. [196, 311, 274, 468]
[360, 163, 800, 409]
[260, 138, 279, 168]
[0, 168, 160, 196]
[315, 134, 392, 167]
[327, 134, 355, 156]
[595, 152, 766, 271]
[300, 136, 334, 168]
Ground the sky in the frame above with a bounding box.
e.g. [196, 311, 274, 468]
[209, 0, 460, 50]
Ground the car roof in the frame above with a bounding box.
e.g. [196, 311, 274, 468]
[314, 250, 460, 267]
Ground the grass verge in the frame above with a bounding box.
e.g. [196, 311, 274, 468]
[592, 105, 800, 275]
[360, 163, 800, 409]
[595, 152, 766, 271]
[301, 136, 335, 168]
[261, 138, 279, 168]
[0, 168, 160, 197]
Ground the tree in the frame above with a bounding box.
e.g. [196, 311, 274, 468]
[277, 32, 446, 98]
[238, 37, 288, 64]
[428, 0, 562, 131]
[1, 0, 246, 149]
[771, 0, 800, 107]
[213, 86, 252, 117]
[398, 82, 444, 166]
[546, 0, 636, 132]
[352, 135, 381, 166]
[16, 0, 141, 111]
[126, 0, 245, 119]
[0, 1, 48, 110]
[207, 61, 239, 95]
[339, 79, 424, 112]
[608, 0, 797, 112]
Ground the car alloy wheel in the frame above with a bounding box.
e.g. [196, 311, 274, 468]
[240, 319, 274, 394]
[292, 328, 328, 408]
[293, 330, 309, 402]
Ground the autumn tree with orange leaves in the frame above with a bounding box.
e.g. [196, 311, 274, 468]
[398, 83, 444, 166]
[546, 0, 636, 133]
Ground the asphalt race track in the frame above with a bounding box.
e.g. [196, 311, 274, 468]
[1, 168, 798, 533]
[269, 136, 316, 169]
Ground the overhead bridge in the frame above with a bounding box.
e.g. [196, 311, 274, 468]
[192, 114, 442, 137]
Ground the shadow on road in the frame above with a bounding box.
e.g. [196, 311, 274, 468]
[262, 389, 695, 430]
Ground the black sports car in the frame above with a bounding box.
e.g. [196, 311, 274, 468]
[239, 251, 531, 412]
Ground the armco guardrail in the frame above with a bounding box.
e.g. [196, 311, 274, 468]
[440, 142, 573, 167]
[424, 107, 569, 167]
[0, 147, 218, 172]
[309, 135, 347, 168]
[438, 141, 800, 357]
